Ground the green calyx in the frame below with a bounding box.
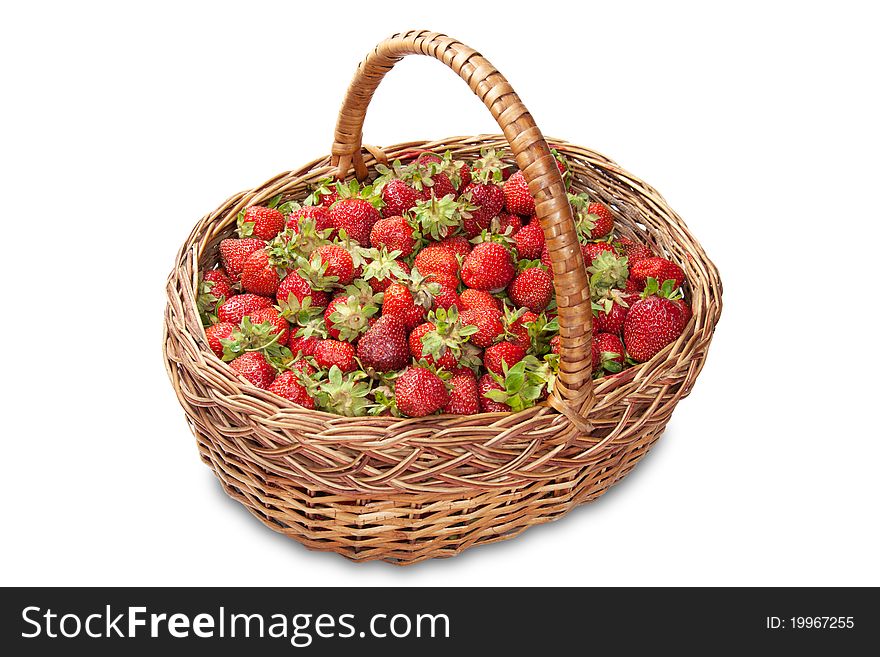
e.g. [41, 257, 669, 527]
[598, 350, 623, 375]
[315, 366, 374, 417]
[641, 277, 683, 300]
[471, 147, 507, 184]
[328, 295, 378, 341]
[469, 228, 516, 252]
[568, 192, 602, 240]
[220, 318, 292, 369]
[407, 267, 442, 309]
[343, 279, 384, 307]
[331, 179, 384, 210]
[411, 194, 466, 240]
[277, 293, 323, 327]
[304, 178, 337, 206]
[525, 313, 559, 357]
[484, 355, 553, 412]
[361, 247, 407, 285]
[370, 386, 400, 417]
[421, 306, 479, 362]
[551, 148, 572, 188]
[294, 316, 329, 341]
[296, 254, 339, 292]
[588, 252, 629, 299]
[197, 279, 224, 327]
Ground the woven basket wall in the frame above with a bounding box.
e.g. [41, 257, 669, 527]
[163, 31, 722, 564]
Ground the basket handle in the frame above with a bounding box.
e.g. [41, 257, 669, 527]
[331, 30, 594, 427]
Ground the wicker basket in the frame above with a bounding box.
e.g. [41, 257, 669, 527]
[163, 30, 722, 564]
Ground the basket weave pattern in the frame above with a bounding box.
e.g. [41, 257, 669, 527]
[163, 31, 721, 564]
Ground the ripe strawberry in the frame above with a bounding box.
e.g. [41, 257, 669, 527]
[436, 235, 472, 257]
[504, 310, 537, 350]
[462, 182, 504, 225]
[587, 202, 614, 238]
[249, 306, 290, 345]
[424, 270, 459, 291]
[623, 296, 686, 362]
[205, 322, 235, 358]
[550, 335, 561, 355]
[268, 370, 315, 409]
[286, 205, 332, 232]
[491, 212, 522, 235]
[409, 322, 457, 368]
[312, 245, 355, 285]
[414, 246, 460, 278]
[593, 332, 625, 374]
[356, 315, 410, 372]
[432, 285, 460, 311]
[513, 219, 545, 260]
[616, 237, 653, 268]
[459, 308, 504, 347]
[630, 257, 685, 289]
[382, 283, 427, 331]
[229, 351, 276, 389]
[240, 249, 280, 295]
[478, 373, 510, 412]
[203, 269, 232, 298]
[217, 293, 272, 325]
[673, 299, 692, 327]
[380, 178, 422, 217]
[328, 198, 379, 244]
[458, 288, 503, 312]
[238, 205, 284, 240]
[276, 271, 329, 309]
[370, 215, 416, 257]
[394, 367, 449, 417]
[289, 334, 320, 357]
[507, 267, 554, 313]
[367, 259, 410, 293]
[502, 171, 535, 216]
[460, 242, 515, 291]
[625, 277, 644, 293]
[219, 238, 265, 278]
[313, 339, 357, 373]
[483, 342, 527, 375]
[443, 368, 480, 415]
[594, 301, 629, 335]
[583, 242, 616, 267]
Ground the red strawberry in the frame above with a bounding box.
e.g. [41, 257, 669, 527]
[238, 206, 284, 240]
[323, 294, 376, 341]
[478, 373, 509, 412]
[217, 293, 272, 325]
[382, 283, 427, 331]
[201, 270, 232, 305]
[203, 268, 231, 288]
[462, 182, 504, 225]
[483, 342, 527, 375]
[513, 219, 545, 260]
[380, 178, 422, 217]
[276, 271, 329, 308]
[313, 339, 357, 373]
[625, 277, 644, 293]
[229, 351, 276, 389]
[492, 212, 522, 235]
[623, 296, 686, 362]
[409, 322, 458, 369]
[219, 238, 265, 278]
[370, 215, 416, 257]
[424, 270, 459, 291]
[240, 249, 280, 295]
[616, 237, 653, 268]
[205, 322, 235, 358]
[505, 310, 537, 350]
[414, 246, 460, 279]
[268, 370, 315, 408]
[394, 367, 449, 417]
[593, 332, 625, 374]
[583, 242, 616, 266]
[443, 368, 480, 415]
[507, 267, 554, 313]
[594, 302, 629, 335]
[630, 257, 685, 289]
[586, 202, 614, 238]
[328, 198, 379, 244]
[460, 242, 515, 291]
[289, 334, 320, 357]
[368, 260, 410, 293]
[458, 288, 503, 312]
[502, 171, 535, 216]
[432, 285, 460, 311]
[249, 306, 290, 345]
[286, 205, 331, 232]
[356, 315, 410, 372]
[312, 244, 355, 285]
[436, 235, 472, 257]
[550, 335, 561, 355]
[459, 308, 504, 347]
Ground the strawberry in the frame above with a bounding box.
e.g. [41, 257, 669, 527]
[394, 367, 449, 417]
[414, 151, 469, 198]
[443, 368, 480, 415]
[356, 315, 410, 372]
[630, 257, 685, 289]
[623, 296, 686, 362]
[616, 236, 653, 268]
[370, 215, 416, 257]
[268, 370, 315, 408]
[594, 301, 629, 335]
[409, 306, 479, 369]
[414, 246, 460, 279]
[203, 269, 232, 294]
[249, 306, 290, 345]
[550, 335, 561, 355]
[381, 283, 426, 331]
[237, 205, 284, 240]
[432, 285, 460, 311]
[458, 288, 503, 312]
[198, 271, 233, 325]
[483, 342, 527, 375]
[461, 181, 503, 233]
[460, 242, 515, 291]
[323, 294, 378, 341]
[478, 373, 510, 412]
[306, 178, 340, 208]
[491, 212, 522, 235]
[504, 309, 537, 350]
[312, 244, 355, 285]
[328, 198, 379, 244]
[363, 252, 409, 293]
[424, 270, 459, 291]
[409, 322, 456, 368]
[436, 235, 472, 257]
[313, 339, 357, 373]
[513, 219, 544, 260]
[507, 267, 554, 313]
[289, 334, 320, 357]
[502, 171, 535, 216]
[217, 293, 272, 325]
[229, 351, 276, 389]
[593, 332, 625, 374]
[276, 271, 329, 309]
[583, 242, 616, 267]
[219, 238, 265, 278]
[285, 205, 332, 233]
[410, 194, 465, 241]
[379, 178, 422, 217]
[673, 299, 692, 327]
[569, 193, 614, 240]
[459, 307, 504, 347]
[205, 322, 235, 358]
[586, 202, 614, 238]
[240, 249, 280, 295]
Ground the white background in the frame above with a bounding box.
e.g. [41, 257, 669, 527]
[2, 1, 878, 587]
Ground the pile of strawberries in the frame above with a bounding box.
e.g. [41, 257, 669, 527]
[197, 148, 691, 417]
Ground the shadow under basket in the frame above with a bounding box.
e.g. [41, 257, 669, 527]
[163, 30, 722, 565]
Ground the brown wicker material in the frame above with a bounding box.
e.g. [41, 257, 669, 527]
[163, 30, 722, 564]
